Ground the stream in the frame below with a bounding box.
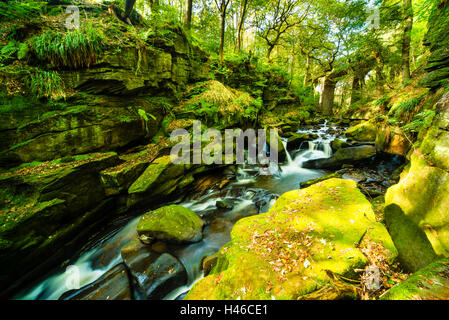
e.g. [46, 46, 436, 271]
[14, 121, 382, 300]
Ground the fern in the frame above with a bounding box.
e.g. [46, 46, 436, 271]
[31, 24, 105, 69]
[26, 70, 66, 100]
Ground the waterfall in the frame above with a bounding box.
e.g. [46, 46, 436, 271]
[281, 137, 293, 164]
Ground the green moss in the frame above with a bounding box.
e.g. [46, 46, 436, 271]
[136, 204, 204, 244]
[128, 156, 172, 194]
[345, 121, 377, 142]
[380, 258, 449, 300]
[186, 179, 397, 300]
[385, 152, 449, 271]
[300, 173, 342, 189]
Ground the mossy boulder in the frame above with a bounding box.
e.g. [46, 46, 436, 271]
[345, 121, 377, 142]
[385, 152, 449, 272]
[185, 179, 397, 300]
[128, 156, 181, 194]
[331, 138, 349, 152]
[384, 95, 449, 272]
[287, 133, 319, 151]
[299, 173, 343, 189]
[380, 258, 449, 300]
[136, 205, 204, 244]
[302, 145, 376, 170]
[0, 152, 121, 292]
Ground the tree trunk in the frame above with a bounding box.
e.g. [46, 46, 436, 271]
[237, 0, 248, 51]
[185, 0, 193, 29]
[321, 77, 336, 115]
[350, 75, 360, 105]
[219, 13, 226, 62]
[401, 0, 413, 84]
[124, 0, 136, 20]
[303, 53, 310, 87]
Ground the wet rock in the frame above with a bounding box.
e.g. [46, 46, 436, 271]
[136, 205, 204, 244]
[121, 238, 187, 300]
[287, 133, 319, 151]
[375, 124, 410, 156]
[0, 153, 121, 292]
[300, 173, 342, 189]
[216, 200, 233, 210]
[330, 138, 349, 152]
[345, 121, 377, 142]
[60, 263, 132, 300]
[384, 94, 449, 272]
[302, 145, 376, 169]
[380, 258, 449, 300]
[202, 253, 219, 276]
[185, 179, 397, 300]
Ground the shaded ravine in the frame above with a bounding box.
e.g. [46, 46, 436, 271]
[14, 121, 344, 300]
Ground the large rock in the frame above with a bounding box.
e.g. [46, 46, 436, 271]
[185, 179, 397, 300]
[60, 263, 132, 300]
[375, 124, 410, 156]
[380, 258, 449, 300]
[136, 205, 204, 244]
[345, 121, 377, 142]
[121, 238, 187, 299]
[286, 133, 319, 151]
[302, 145, 376, 169]
[0, 103, 162, 168]
[0, 153, 121, 294]
[419, 2, 449, 89]
[384, 94, 449, 272]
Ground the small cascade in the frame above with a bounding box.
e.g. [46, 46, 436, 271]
[281, 137, 293, 164]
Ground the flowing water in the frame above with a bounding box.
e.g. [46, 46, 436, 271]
[14, 121, 346, 300]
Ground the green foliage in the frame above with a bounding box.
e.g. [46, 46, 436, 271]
[0, 93, 34, 113]
[31, 24, 105, 69]
[402, 110, 435, 133]
[26, 70, 65, 100]
[294, 86, 317, 108]
[0, 41, 29, 64]
[0, 1, 47, 21]
[392, 97, 421, 118]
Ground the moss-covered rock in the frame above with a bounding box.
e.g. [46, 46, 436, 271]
[380, 258, 449, 300]
[128, 156, 177, 194]
[345, 121, 377, 142]
[0, 152, 121, 292]
[384, 95, 449, 272]
[299, 173, 343, 189]
[303, 145, 376, 170]
[137, 205, 204, 244]
[185, 179, 397, 300]
[385, 152, 449, 271]
[331, 138, 349, 152]
[286, 133, 319, 151]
